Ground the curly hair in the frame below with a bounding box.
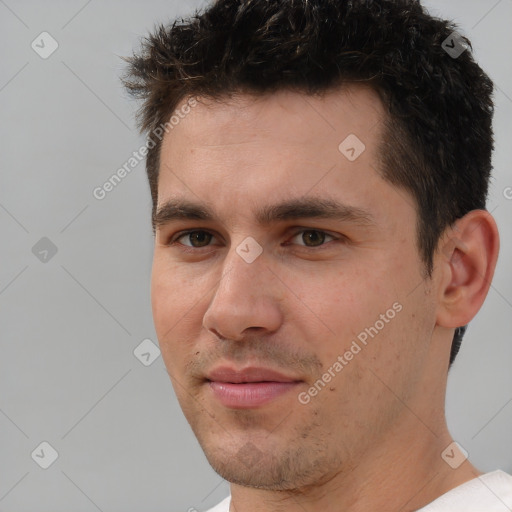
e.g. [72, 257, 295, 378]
[121, 0, 494, 368]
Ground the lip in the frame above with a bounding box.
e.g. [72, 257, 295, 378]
[205, 366, 303, 408]
[206, 366, 300, 383]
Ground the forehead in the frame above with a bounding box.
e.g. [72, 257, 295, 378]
[156, 85, 404, 231]
[166, 85, 385, 148]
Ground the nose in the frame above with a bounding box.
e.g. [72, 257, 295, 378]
[202, 242, 283, 342]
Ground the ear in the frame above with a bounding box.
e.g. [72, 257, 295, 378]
[435, 210, 500, 329]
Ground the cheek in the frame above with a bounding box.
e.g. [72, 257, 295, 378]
[151, 259, 212, 371]
[150, 261, 192, 363]
[295, 266, 388, 338]
[150, 257, 192, 326]
[304, 270, 410, 376]
[150, 270, 172, 334]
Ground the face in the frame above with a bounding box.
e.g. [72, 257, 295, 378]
[151, 87, 438, 490]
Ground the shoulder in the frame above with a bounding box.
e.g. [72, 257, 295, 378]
[418, 470, 512, 512]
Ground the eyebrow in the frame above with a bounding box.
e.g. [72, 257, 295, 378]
[153, 196, 376, 230]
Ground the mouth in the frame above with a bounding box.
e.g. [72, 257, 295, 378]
[205, 366, 303, 408]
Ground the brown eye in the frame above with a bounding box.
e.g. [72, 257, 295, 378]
[173, 230, 215, 248]
[289, 229, 336, 248]
[301, 230, 327, 247]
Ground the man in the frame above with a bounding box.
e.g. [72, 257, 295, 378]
[122, 0, 512, 510]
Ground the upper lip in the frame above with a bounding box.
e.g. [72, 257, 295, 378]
[206, 366, 302, 383]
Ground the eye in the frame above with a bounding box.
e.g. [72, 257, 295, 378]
[171, 230, 216, 248]
[287, 229, 337, 248]
[168, 228, 340, 251]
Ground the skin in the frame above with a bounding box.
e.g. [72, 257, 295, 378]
[151, 86, 499, 511]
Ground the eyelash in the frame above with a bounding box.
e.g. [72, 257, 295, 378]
[166, 228, 342, 253]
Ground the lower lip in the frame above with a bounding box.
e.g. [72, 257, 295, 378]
[208, 381, 301, 408]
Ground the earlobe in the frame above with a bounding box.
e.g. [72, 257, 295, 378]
[436, 210, 500, 329]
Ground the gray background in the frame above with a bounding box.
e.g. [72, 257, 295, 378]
[1, 0, 511, 510]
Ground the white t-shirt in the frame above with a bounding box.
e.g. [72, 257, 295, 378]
[204, 470, 512, 512]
